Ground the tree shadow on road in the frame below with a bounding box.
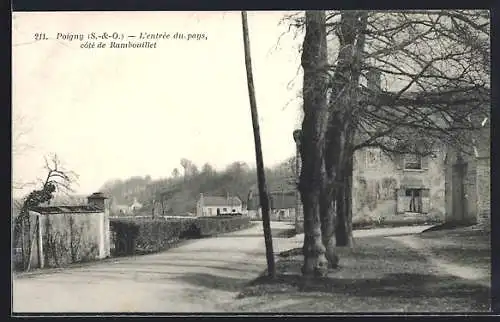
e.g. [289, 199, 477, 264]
[237, 272, 490, 312]
[230, 233, 492, 312]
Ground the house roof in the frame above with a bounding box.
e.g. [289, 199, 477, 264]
[247, 191, 296, 210]
[30, 205, 102, 214]
[271, 194, 296, 210]
[87, 192, 108, 199]
[201, 196, 242, 207]
[130, 198, 143, 207]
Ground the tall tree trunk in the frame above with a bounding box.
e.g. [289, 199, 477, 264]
[299, 10, 329, 278]
[319, 181, 338, 267]
[323, 11, 368, 250]
[335, 154, 354, 246]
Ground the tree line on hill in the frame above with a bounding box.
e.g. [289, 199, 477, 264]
[100, 157, 298, 216]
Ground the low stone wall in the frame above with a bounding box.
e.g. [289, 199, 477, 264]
[39, 212, 104, 268]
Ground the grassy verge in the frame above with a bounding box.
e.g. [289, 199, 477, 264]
[419, 227, 491, 271]
[234, 236, 490, 312]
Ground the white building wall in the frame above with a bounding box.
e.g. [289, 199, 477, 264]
[200, 205, 243, 216]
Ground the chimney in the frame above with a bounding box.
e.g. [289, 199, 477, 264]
[87, 192, 108, 211]
[366, 69, 382, 93]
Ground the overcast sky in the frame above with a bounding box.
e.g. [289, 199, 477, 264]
[12, 11, 305, 198]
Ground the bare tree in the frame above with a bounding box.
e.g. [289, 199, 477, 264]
[180, 158, 190, 180]
[202, 163, 216, 176]
[180, 158, 198, 179]
[171, 168, 180, 179]
[13, 154, 78, 270]
[293, 10, 490, 250]
[298, 10, 330, 278]
[16, 154, 78, 216]
[338, 10, 489, 245]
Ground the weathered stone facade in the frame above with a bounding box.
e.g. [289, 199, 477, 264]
[444, 122, 490, 226]
[476, 156, 490, 226]
[17, 192, 111, 270]
[352, 147, 446, 221]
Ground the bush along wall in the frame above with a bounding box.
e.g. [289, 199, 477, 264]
[195, 216, 251, 236]
[109, 216, 251, 256]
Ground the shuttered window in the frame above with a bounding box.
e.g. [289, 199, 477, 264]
[421, 188, 431, 213]
[396, 189, 406, 213]
[404, 154, 422, 169]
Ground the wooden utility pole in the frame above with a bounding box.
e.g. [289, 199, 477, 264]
[241, 11, 275, 278]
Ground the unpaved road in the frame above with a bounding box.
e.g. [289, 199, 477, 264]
[12, 223, 431, 313]
[13, 222, 293, 313]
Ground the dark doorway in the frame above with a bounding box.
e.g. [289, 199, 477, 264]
[405, 189, 423, 213]
[452, 162, 467, 221]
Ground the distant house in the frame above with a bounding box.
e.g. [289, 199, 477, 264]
[111, 204, 131, 216]
[129, 198, 143, 212]
[444, 117, 490, 226]
[247, 191, 296, 221]
[196, 194, 242, 217]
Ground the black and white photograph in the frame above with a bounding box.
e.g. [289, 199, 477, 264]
[11, 9, 492, 314]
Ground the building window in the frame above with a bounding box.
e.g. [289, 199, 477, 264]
[405, 188, 422, 213]
[404, 154, 422, 170]
[366, 148, 380, 168]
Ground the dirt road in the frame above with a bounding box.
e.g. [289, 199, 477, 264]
[12, 222, 295, 313]
[12, 223, 432, 313]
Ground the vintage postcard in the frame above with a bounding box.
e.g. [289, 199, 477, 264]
[11, 10, 492, 314]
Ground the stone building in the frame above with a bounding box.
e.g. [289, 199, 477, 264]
[247, 191, 296, 221]
[196, 194, 242, 217]
[444, 118, 490, 226]
[292, 70, 488, 227]
[352, 147, 446, 221]
[15, 192, 111, 270]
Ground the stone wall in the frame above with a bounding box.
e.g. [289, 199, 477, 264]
[464, 159, 479, 223]
[352, 147, 445, 221]
[444, 148, 488, 225]
[38, 212, 105, 268]
[476, 156, 491, 226]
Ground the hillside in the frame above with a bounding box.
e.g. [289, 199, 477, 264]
[100, 158, 297, 216]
